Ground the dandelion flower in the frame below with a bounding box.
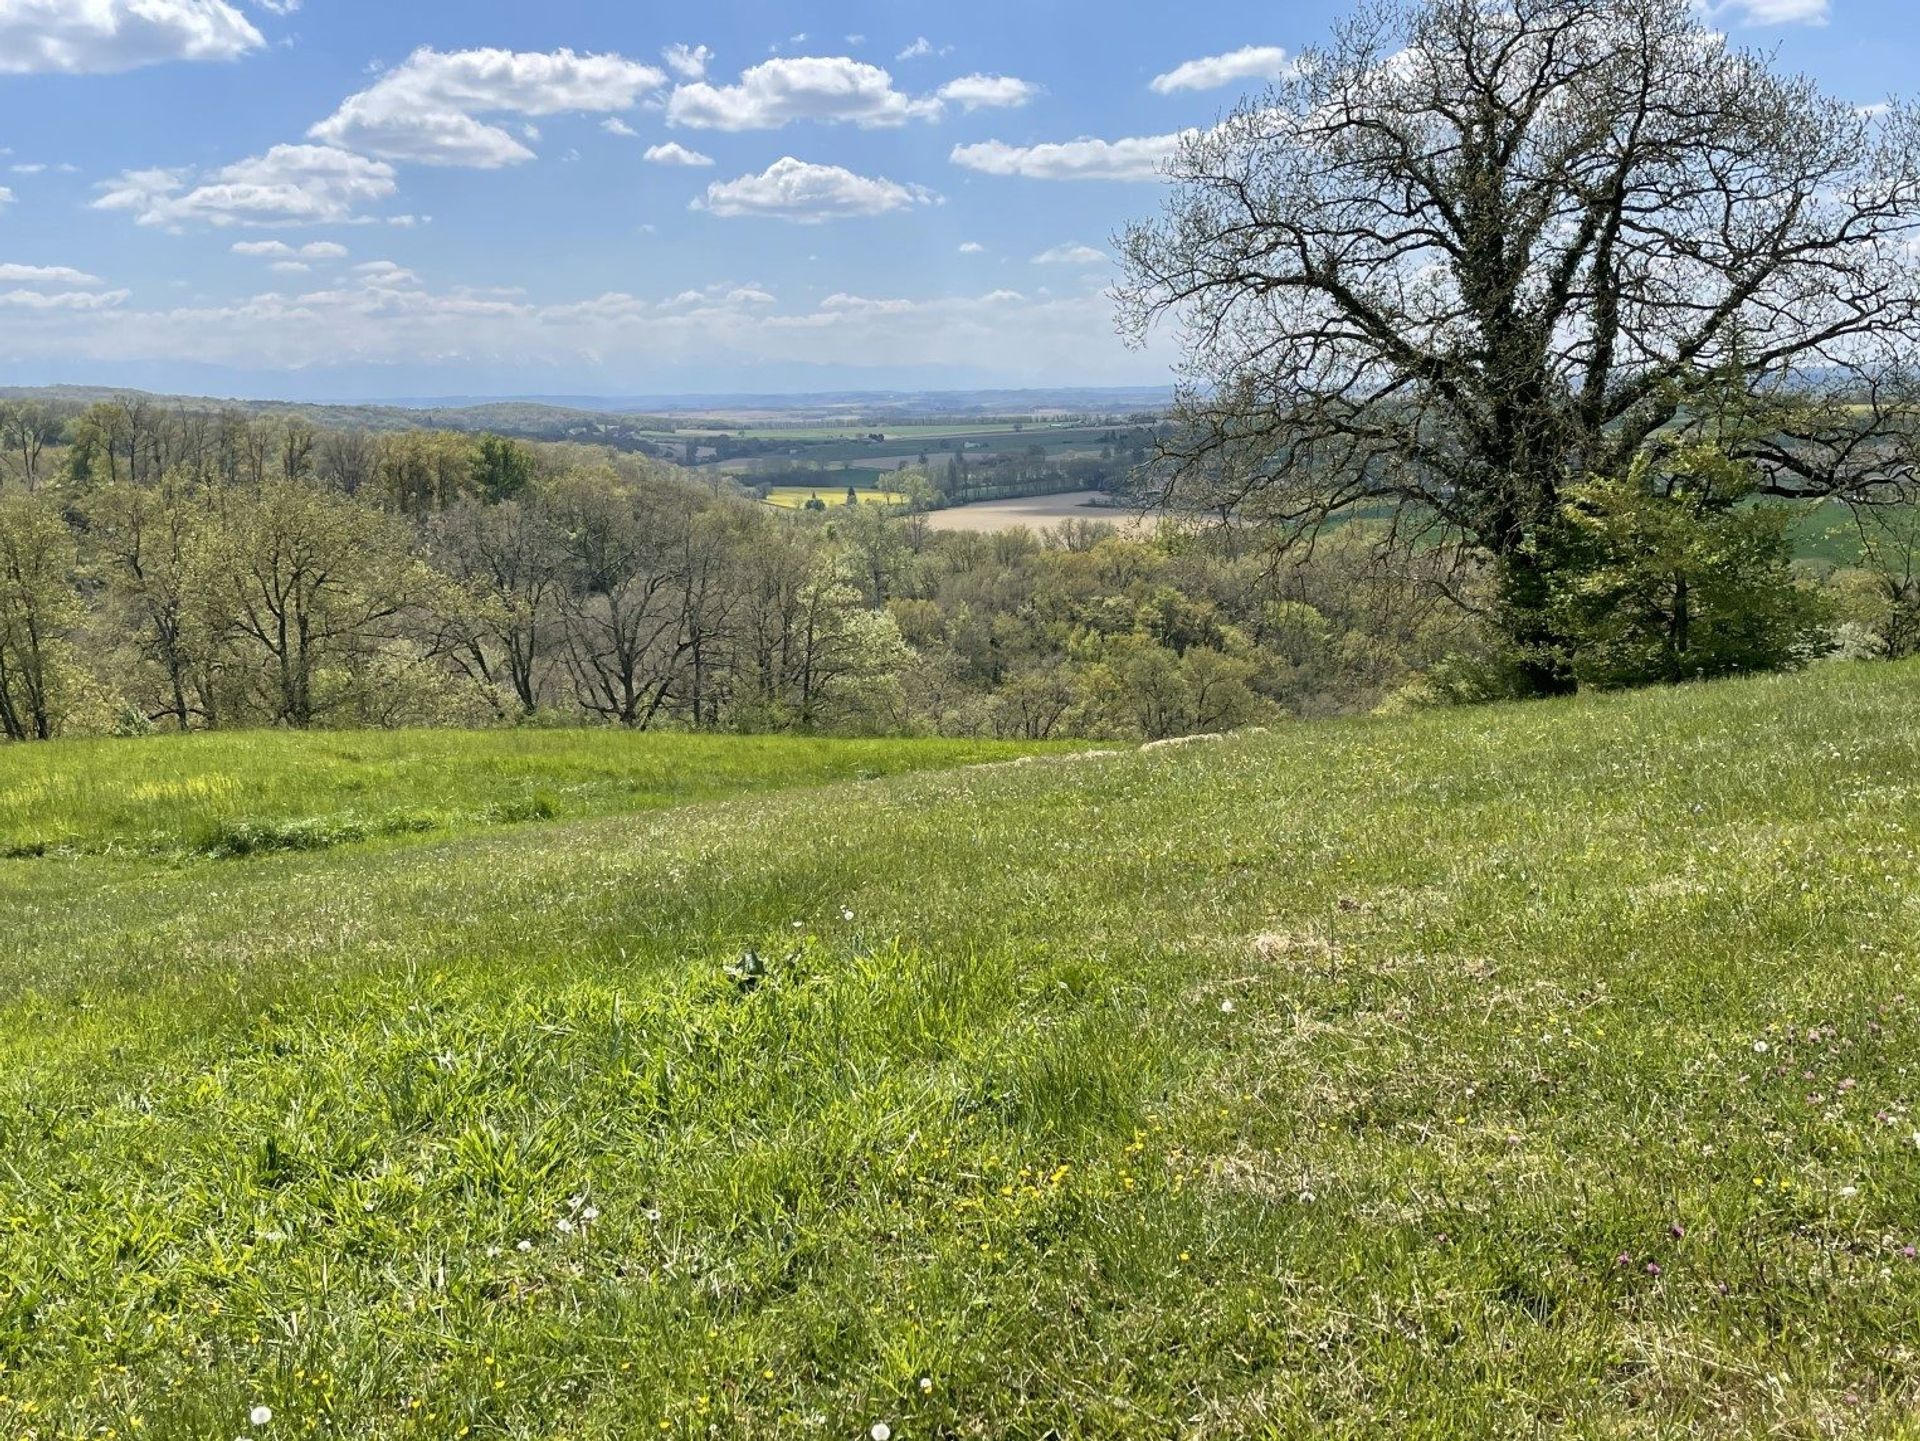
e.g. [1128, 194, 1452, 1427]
[1752, 1040, 1769, 1054]
[918, 1377, 933, 1393]
[515, 1239, 534, 1252]
[1219, 999, 1235, 1014]
[871, 1425, 891, 1441]
[249, 1406, 273, 1427]
[841, 908, 856, 922]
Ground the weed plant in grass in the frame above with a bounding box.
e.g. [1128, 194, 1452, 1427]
[3, 665, 1920, 1436]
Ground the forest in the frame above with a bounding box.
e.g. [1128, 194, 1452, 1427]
[0, 391, 1911, 746]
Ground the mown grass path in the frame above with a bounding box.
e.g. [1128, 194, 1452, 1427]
[3, 668, 1919, 1437]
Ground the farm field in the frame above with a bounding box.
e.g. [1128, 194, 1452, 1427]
[922, 489, 1147, 532]
[761, 485, 906, 510]
[5, 663, 1920, 1435]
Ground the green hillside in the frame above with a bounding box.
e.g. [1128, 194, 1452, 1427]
[4, 665, 1920, 1436]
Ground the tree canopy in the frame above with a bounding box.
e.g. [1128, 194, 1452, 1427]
[1119, 0, 1920, 690]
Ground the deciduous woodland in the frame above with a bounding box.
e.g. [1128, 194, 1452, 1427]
[0, 388, 1915, 744]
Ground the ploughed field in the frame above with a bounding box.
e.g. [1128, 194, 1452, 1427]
[4, 668, 1920, 1437]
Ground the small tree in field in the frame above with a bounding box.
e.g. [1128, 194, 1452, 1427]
[1119, 0, 1920, 693]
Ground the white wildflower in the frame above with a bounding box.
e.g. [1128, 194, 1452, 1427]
[250, 1406, 273, 1427]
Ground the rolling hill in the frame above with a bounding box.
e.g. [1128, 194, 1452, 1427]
[2, 664, 1918, 1436]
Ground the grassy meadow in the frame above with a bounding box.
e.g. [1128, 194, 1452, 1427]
[5, 665, 1920, 1436]
[0, 730, 1072, 858]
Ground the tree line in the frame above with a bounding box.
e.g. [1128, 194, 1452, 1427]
[0, 396, 1501, 743]
[0, 383, 1910, 746]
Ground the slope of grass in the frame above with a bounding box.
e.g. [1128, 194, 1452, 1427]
[5, 664, 1920, 1437]
[0, 729, 1073, 858]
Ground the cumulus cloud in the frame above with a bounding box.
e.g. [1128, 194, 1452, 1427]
[667, 56, 940, 130]
[695, 157, 933, 222]
[0, 0, 263, 74]
[958, 241, 986, 254]
[643, 142, 714, 166]
[310, 47, 667, 167]
[601, 117, 638, 137]
[0, 287, 129, 310]
[354, 259, 418, 286]
[937, 74, 1041, 111]
[232, 239, 347, 260]
[94, 145, 398, 227]
[0, 262, 104, 286]
[0, 275, 1173, 385]
[661, 42, 711, 79]
[1149, 45, 1294, 94]
[1032, 242, 1107, 265]
[0, 187, 13, 208]
[895, 37, 934, 60]
[950, 132, 1187, 182]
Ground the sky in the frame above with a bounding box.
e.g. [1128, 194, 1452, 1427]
[0, 0, 1904, 401]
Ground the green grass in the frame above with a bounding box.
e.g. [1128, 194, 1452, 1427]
[5, 665, 1920, 1436]
[0, 729, 1070, 858]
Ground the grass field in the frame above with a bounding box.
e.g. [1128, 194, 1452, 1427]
[0, 730, 1066, 858]
[5, 665, 1920, 1436]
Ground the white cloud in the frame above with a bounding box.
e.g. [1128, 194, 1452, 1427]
[950, 132, 1187, 182]
[354, 259, 418, 286]
[0, 262, 104, 286]
[310, 47, 667, 167]
[252, 0, 299, 11]
[1149, 45, 1293, 94]
[661, 42, 711, 79]
[896, 37, 933, 61]
[0, 0, 262, 74]
[231, 239, 347, 259]
[94, 145, 398, 228]
[0, 287, 129, 310]
[958, 241, 986, 254]
[1707, 0, 1828, 23]
[695, 157, 932, 222]
[667, 56, 939, 130]
[1032, 243, 1107, 265]
[643, 142, 714, 167]
[0, 187, 12, 208]
[936, 74, 1041, 111]
[270, 260, 310, 274]
[0, 278, 1172, 385]
[601, 117, 638, 137]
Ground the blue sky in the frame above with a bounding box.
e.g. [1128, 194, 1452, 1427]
[0, 0, 1902, 399]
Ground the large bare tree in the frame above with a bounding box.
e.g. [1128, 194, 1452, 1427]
[1118, 0, 1920, 691]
